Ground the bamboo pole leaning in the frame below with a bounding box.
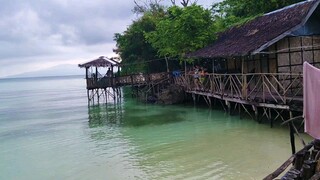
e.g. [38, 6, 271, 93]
[263, 141, 315, 180]
[264, 139, 320, 180]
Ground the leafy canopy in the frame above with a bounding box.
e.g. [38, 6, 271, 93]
[145, 5, 216, 60]
[114, 0, 306, 73]
[212, 0, 304, 30]
[114, 8, 164, 73]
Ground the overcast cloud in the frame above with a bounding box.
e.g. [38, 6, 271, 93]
[0, 0, 221, 77]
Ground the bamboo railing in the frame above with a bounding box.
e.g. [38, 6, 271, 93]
[86, 72, 169, 89]
[116, 72, 168, 86]
[174, 73, 303, 105]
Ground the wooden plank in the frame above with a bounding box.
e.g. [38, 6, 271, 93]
[186, 90, 291, 110]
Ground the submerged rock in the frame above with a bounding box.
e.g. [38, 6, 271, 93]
[157, 85, 185, 105]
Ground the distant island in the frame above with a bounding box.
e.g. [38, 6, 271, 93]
[5, 64, 83, 78]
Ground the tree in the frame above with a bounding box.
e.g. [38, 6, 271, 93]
[114, 14, 158, 74]
[145, 5, 216, 61]
[114, 5, 169, 74]
[214, 0, 304, 18]
[133, 0, 164, 14]
[211, 0, 305, 33]
[170, 0, 198, 7]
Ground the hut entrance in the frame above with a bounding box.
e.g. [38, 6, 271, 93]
[79, 56, 121, 105]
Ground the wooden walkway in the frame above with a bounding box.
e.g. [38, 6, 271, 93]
[84, 72, 170, 105]
[86, 72, 168, 90]
[85, 71, 303, 122]
[174, 73, 303, 110]
[173, 73, 303, 123]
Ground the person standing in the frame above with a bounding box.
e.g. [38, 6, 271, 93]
[106, 68, 112, 77]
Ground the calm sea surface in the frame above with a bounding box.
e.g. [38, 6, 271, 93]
[0, 76, 309, 179]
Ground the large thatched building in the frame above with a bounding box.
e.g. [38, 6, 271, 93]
[178, 0, 320, 121]
[189, 0, 320, 74]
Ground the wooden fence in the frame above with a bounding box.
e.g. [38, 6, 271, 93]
[86, 72, 169, 89]
[174, 73, 303, 105]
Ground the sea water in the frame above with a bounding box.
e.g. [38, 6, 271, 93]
[0, 76, 310, 179]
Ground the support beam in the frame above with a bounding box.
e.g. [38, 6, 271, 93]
[269, 108, 273, 128]
[289, 111, 296, 154]
[226, 100, 231, 115]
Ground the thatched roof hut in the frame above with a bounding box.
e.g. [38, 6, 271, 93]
[188, 0, 320, 58]
[78, 56, 119, 68]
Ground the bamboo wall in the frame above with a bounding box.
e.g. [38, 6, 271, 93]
[274, 35, 320, 73]
[214, 35, 320, 97]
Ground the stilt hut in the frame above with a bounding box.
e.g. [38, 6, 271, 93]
[182, 0, 320, 121]
[79, 56, 120, 104]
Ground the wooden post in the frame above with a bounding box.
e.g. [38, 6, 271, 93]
[262, 75, 266, 103]
[289, 111, 296, 154]
[165, 56, 169, 73]
[87, 89, 90, 106]
[92, 89, 94, 105]
[104, 88, 107, 104]
[111, 65, 114, 87]
[243, 75, 247, 100]
[301, 164, 313, 179]
[316, 159, 320, 173]
[97, 89, 100, 104]
[226, 100, 231, 115]
[192, 93, 196, 106]
[95, 67, 98, 80]
[241, 57, 248, 100]
[239, 103, 242, 119]
[252, 105, 259, 122]
[314, 139, 320, 151]
[269, 108, 273, 128]
[263, 142, 314, 180]
[113, 87, 116, 102]
[294, 151, 304, 170]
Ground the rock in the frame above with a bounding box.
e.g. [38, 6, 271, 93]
[157, 85, 185, 105]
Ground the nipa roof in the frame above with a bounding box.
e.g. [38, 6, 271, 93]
[78, 56, 119, 68]
[188, 0, 320, 58]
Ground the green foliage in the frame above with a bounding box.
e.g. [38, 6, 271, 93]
[114, 0, 305, 74]
[145, 5, 216, 60]
[114, 11, 162, 74]
[214, 0, 304, 18]
[211, 0, 304, 30]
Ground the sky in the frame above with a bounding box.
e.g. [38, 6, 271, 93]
[0, 0, 222, 78]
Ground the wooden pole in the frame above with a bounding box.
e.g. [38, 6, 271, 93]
[242, 57, 248, 100]
[269, 108, 273, 128]
[97, 89, 100, 104]
[95, 67, 98, 80]
[263, 142, 314, 180]
[87, 89, 90, 106]
[226, 100, 231, 115]
[252, 105, 259, 122]
[92, 89, 94, 105]
[165, 56, 169, 73]
[104, 88, 107, 104]
[111, 65, 114, 87]
[238, 103, 243, 119]
[289, 111, 296, 154]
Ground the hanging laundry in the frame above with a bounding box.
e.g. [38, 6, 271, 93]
[303, 62, 320, 139]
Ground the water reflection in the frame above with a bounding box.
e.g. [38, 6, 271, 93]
[88, 101, 187, 128]
[88, 103, 124, 128]
[85, 100, 309, 179]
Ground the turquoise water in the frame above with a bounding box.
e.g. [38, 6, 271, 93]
[0, 76, 308, 179]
